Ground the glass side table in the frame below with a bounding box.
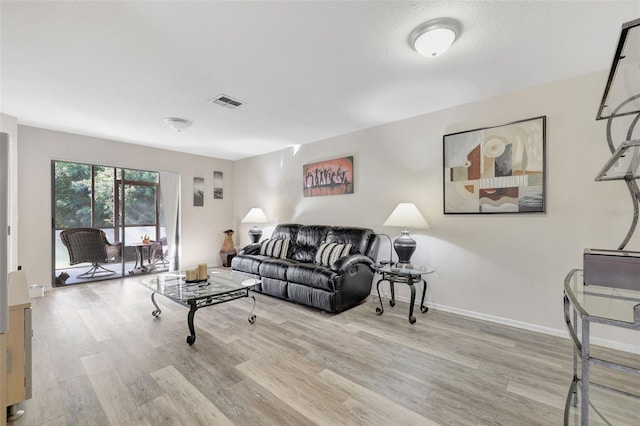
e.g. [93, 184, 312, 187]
[563, 269, 640, 425]
[372, 264, 435, 324]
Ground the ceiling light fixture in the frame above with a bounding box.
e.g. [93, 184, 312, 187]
[164, 117, 192, 132]
[409, 18, 460, 57]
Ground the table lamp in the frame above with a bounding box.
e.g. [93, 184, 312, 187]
[241, 207, 268, 243]
[383, 203, 430, 269]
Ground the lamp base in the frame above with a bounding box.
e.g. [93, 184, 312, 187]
[393, 230, 416, 269]
[248, 226, 262, 244]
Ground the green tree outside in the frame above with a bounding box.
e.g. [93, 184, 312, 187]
[54, 161, 158, 229]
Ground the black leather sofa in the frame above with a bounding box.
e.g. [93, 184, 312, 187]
[231, 224, 379, 313]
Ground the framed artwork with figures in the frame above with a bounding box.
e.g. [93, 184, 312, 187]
[303, 156, 354, 197]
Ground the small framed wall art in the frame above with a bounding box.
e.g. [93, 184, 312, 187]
[303, 156, 354, 197]
[443, 116, 546, 214]
[213, 171, 223, 199]
[193, 177, 204, 207]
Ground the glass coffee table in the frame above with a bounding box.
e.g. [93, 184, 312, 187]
[142, 268, 260, 345]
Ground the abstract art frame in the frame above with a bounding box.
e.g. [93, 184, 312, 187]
[303, 156, 354, 197]
[443, 116, 546, 214]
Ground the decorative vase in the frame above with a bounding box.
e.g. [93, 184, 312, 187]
[220, 229, 237, 267]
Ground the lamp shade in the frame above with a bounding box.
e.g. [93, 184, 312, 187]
[383, 203, 430, 229]
[241, 208, 267, 223]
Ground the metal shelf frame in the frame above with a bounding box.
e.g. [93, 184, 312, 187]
[563, 269, 640, 425]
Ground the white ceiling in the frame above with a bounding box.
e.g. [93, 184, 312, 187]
[1, 1, 639, 160]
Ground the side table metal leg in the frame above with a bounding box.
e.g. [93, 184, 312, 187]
[151, 292, 162, 317]
[572, 307, 578, 407]
[408, 278, 416, 324]
[375, 278, 385, 315]
[581, 318, 590, 424]
[420, 279, 429, 313]
[186, 303, 198, 345]
[389, 280, 396, 307]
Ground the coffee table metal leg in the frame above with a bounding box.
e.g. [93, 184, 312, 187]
[186, 303, 197, 345]
[420, 278, 429, 313]
[408, 277, 416, 324]
[151, 292, 162, 317]
[248, 294, 257, 324]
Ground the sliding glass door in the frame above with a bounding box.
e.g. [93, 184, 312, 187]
[52, 161, 179, 286]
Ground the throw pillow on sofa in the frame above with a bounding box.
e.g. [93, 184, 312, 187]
[315, 242, 352, 267]
[260, 238, 291, 259]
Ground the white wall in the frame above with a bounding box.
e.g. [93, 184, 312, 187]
[17, 126, 234, 289]
[0, 113, 19, 271]
[234, 70, 640, 352]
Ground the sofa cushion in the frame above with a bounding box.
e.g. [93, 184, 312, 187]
[271, 224, 301, 241]
[291, 225, 331, 263]
[314, 242, 352, 267]
[260, 277, 288, 299]
[230, 254, 268, 275]
[326, 227, 375, 256]
[287, 263, 338, 291]
[287, 283, 335, 312]
[259, 238, 291, 259]
[259, 258, 297, 281]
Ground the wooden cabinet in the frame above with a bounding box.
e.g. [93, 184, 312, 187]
[5, 270, 31, 421]
[6, 302, 29, 406]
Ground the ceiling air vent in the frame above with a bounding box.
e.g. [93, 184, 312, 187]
[210, 94, 245, 109]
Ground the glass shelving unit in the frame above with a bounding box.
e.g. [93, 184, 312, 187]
[595, 18, 640, 182]
[595, 139, 640, 181]
[563, 269, 640, 425]
[596, 18, 640, 121]
[593, 18, 640, 249]
[564, 17, 640, 426]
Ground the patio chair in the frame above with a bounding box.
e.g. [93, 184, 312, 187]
[60, 228, 122, 278]
[150, 237, 169, 266]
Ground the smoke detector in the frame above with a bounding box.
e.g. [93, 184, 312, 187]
[164, 117, 192, 132]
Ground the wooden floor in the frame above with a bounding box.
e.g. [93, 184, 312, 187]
[9, 276, 640, 425]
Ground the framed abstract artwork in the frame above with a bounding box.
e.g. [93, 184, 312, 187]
[443, 116, 546, 214]
[303, 156, 354, 197]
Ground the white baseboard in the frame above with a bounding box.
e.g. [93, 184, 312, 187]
[372, 291, 640, 355]
[428, 301, 569, 337]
